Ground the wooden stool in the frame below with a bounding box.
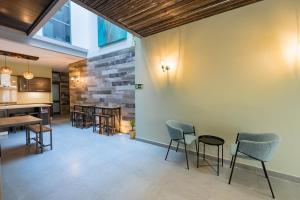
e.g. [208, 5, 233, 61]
[100, 114, 116, 136]
[74, 111, 84, 128]
[70, 110, 75, 126]
[27, 124, 53, 153]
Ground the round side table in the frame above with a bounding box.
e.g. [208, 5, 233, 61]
[197, 135, 225, 176]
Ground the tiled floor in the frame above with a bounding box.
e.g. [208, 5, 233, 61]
[1, 119, 300, 200]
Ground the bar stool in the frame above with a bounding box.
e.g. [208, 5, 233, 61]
[108, 114, 117, 134]
[102, 108, 117, 134]
[93, 114, 108, 134]
[83, 108, 94, 128]
[93, 113, 101, 132]
[27, 122, 53, 154]
[74, 111, 84, 128]
[70, 109, 75, 126]
[102, 114, 117, 135]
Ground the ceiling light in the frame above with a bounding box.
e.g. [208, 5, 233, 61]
[23, 61, 34, 80]
[0, 56, 12, 75]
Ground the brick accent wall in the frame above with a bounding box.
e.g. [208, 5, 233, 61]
[69, 47, 135, 132]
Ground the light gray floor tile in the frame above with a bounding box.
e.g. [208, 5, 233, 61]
[1, 119, 300, 200]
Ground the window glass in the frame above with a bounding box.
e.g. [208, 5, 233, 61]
[43, 2, 71, 43]
[52, 5, 70, 24]
[98, 17, 127, 47]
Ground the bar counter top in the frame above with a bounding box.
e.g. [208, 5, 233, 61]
[0, 103, 51, 110]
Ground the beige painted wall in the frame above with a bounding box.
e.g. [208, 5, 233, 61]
[136, 0, 300, 178]
[8, 61, 52, 104]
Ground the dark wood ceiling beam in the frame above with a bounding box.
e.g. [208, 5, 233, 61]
[140, 0, 262, 36]
[27, 0, 62, 35]
[126, 0, 222, 29]
[0, 0, 61, 34]
[75, 0, 264, 37]
[72, 0, 142, 37]
[0, 50, 39, 61]
[117, 1, 166, 23]
[112, 0, 170, 23]
[94, 0, 131, 16]
[89, 0, 108, 8]
[140, 0, 256, 36]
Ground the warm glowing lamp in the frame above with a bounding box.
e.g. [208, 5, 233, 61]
[23, 61, 34, 80]
[161, 60, 170, 72]
[0, 56, 12, 75]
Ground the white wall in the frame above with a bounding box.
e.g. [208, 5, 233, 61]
[70, 2, 90, 49]
[136, 0, 300, 178]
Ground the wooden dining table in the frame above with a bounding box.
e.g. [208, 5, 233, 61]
[0, 115, 43, 153]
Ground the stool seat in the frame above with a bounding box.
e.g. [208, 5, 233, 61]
[93, 113, 110, 117]
[29, 124, 52, 133]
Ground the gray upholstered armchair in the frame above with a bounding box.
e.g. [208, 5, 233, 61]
[165, 120, 198, 170]
[228, 132, 281, 199]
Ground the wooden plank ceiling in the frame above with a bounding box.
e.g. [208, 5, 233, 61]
[75, 0, 263, 37]
[0, 0, 59, 34]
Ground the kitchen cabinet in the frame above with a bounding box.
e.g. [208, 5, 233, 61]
[18, 77, 51, 92]
[18, 77, 28, 92]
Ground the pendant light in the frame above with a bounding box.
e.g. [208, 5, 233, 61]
[0, 56, 13, 75]
[23, 60, 34, 80]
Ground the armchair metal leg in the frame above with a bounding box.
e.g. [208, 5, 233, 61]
[165, 139, 173, 160]
[261, 161, 275, 199]
[228, 143, 239, 184]
[183, 137, 189, 170]
[176, 142, 179, 152]
[230, 155, 234, 168]
[230, 133, 240, 168]
[194, 140, 198, 154]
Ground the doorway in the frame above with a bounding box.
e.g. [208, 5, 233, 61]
[52, 72, 61, 115]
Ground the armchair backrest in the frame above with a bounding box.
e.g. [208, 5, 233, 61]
[237, 133, 281, 162]
[166, 120, 194, 140]
[166, 120, 184, 140]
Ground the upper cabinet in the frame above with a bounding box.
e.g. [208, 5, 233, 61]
[18, 76, 51, 92]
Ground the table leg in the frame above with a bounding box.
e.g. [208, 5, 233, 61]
[203, 144, 205, 160]
[217, 145, 220, 176]
[25, 126, 29, 145]
[222, 144, 224, 167]
[197, 141, 200, 168]
[35, 132, 39, 154]
[40, 122, 43, 153]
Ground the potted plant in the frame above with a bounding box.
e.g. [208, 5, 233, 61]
[129, 119, 136, 139]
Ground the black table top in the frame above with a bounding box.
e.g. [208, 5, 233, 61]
[198, 135, 225, 146]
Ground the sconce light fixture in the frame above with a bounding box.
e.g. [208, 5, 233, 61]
[161, 60, 170, 72]
[71, 71, 81, 86]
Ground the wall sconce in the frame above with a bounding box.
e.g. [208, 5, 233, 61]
[70, 71, 81, 86]
[161, 60, 170, 72]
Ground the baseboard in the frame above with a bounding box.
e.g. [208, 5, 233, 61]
[136, 137, 300, 183]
